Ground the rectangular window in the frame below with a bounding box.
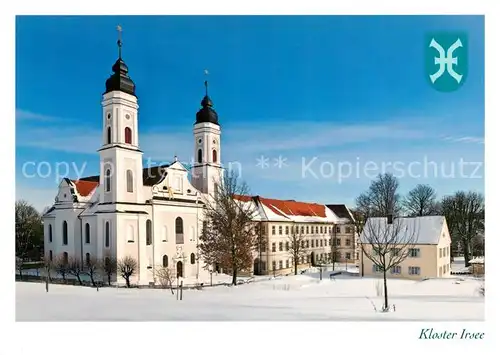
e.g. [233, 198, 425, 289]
[320, 239, 323, 247]
[409, 248, 421, 257]
[346, 252, 351, 260]
[329, 227, 332, 234]
[285, 242, 289, 251]
[336, 238, 341, 246]
[278, 226, 282, 235]
[279, 260, 283, 269]
[272, 261, 276, 270]
[356, 252, 359, 260]
[306, 240, 309, 248]
[301, 240, 304, 248]
[295, 226, 299, 234]
[408, 266, 421, 275]
[391, 266, 401, 274]
[272, 226, 276, 235]
[285, 226, 289, 235]
[328, 239, 332, 246]
[272, 243, 276, 252]
[372, 264, 383, 273]
[316, 226, 319, 234]
[279, 242, 283, 251]
[345, 238, 351, 246]
[336, 226, 341, 233]
[315, 239, 319, 247]
[439, 248, 442, 258]
[345, 226, 351, 233]
[306, 226, 309, 234]
[301, 226, 304, 234]
[286, 260, 289, 268]
[391, 248, 400, 257]
[320, 226, 323, 234]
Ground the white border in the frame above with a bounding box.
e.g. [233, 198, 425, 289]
[2, 0, 496, 353]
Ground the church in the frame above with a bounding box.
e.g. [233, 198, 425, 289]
[42, 29, 359, 286]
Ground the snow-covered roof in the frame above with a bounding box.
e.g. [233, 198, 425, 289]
[233, 195, 352, 224]
[359, 216, 446, 245]
[469, 257, 484, 264]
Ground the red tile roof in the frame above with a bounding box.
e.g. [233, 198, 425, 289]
[233, 195, 326, 218]
[71, 180, 99, 197]
[260, 197, 326, 218]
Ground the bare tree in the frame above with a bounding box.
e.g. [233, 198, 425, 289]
[67, 257, 85, 285]
[351, 208, 367, 236]
[355, 173, 402, 217]
[117, 256, 137, 288]
[329, 227, 340, 271]
[153, 265, 175, 294]
[199, 170, 256, 285]
[15, 200, 44, 276]
[287, 224, 308, 275]
[42, 256, 52, 292]
[101, 254, 117, 286]
[253, 222, 267, 275]
[403, 184, 438, 216]
[84, 256, 101, 289]
[360, 216, 418, 311]
[440, 191, 484, 266]
[53, 254, 69, 282]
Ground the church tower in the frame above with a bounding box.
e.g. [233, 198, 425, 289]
[192, 75, 223, 195]
[98, 26, 144, 204]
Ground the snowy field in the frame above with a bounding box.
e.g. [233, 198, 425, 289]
[16, 271, 484, 321]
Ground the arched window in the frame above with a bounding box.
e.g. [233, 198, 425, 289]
[127, 225, 135, 242]
[197, 149, 202, 163]
[175, 217, 184, 244]
[126, 170, 134, 193]
[62, 221, 68, 245]
[124, 127, 132, 144]
[162, 225, 168, 242]
[85, 223, 90, 244]
[190, 253, 196, 265]
[85, 253, 90, 266]
[105, 169, 111, 192]
[162, 255, 168, 267]
[212, 149, 217, 163]
[49, 250, 53, 261]
[48, 224, 52, 243]
[63, 252, 68, 264]
[146, 220, 152, 245]
[105, 221, 110, 247]
[107, 127, 111, 144]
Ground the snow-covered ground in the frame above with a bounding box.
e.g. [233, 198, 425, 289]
[16, 271, 484, 321]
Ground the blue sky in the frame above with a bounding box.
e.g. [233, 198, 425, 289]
[16, 15, 484, 212]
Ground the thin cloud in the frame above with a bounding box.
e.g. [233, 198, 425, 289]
[440, 135, 484, 145]
[16, 109, 59, 122]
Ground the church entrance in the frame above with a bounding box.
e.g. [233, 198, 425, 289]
[176, 261, 183, 278]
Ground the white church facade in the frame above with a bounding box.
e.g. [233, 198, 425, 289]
[42, 31, 359, 285]
[42, 34, 222, 285]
